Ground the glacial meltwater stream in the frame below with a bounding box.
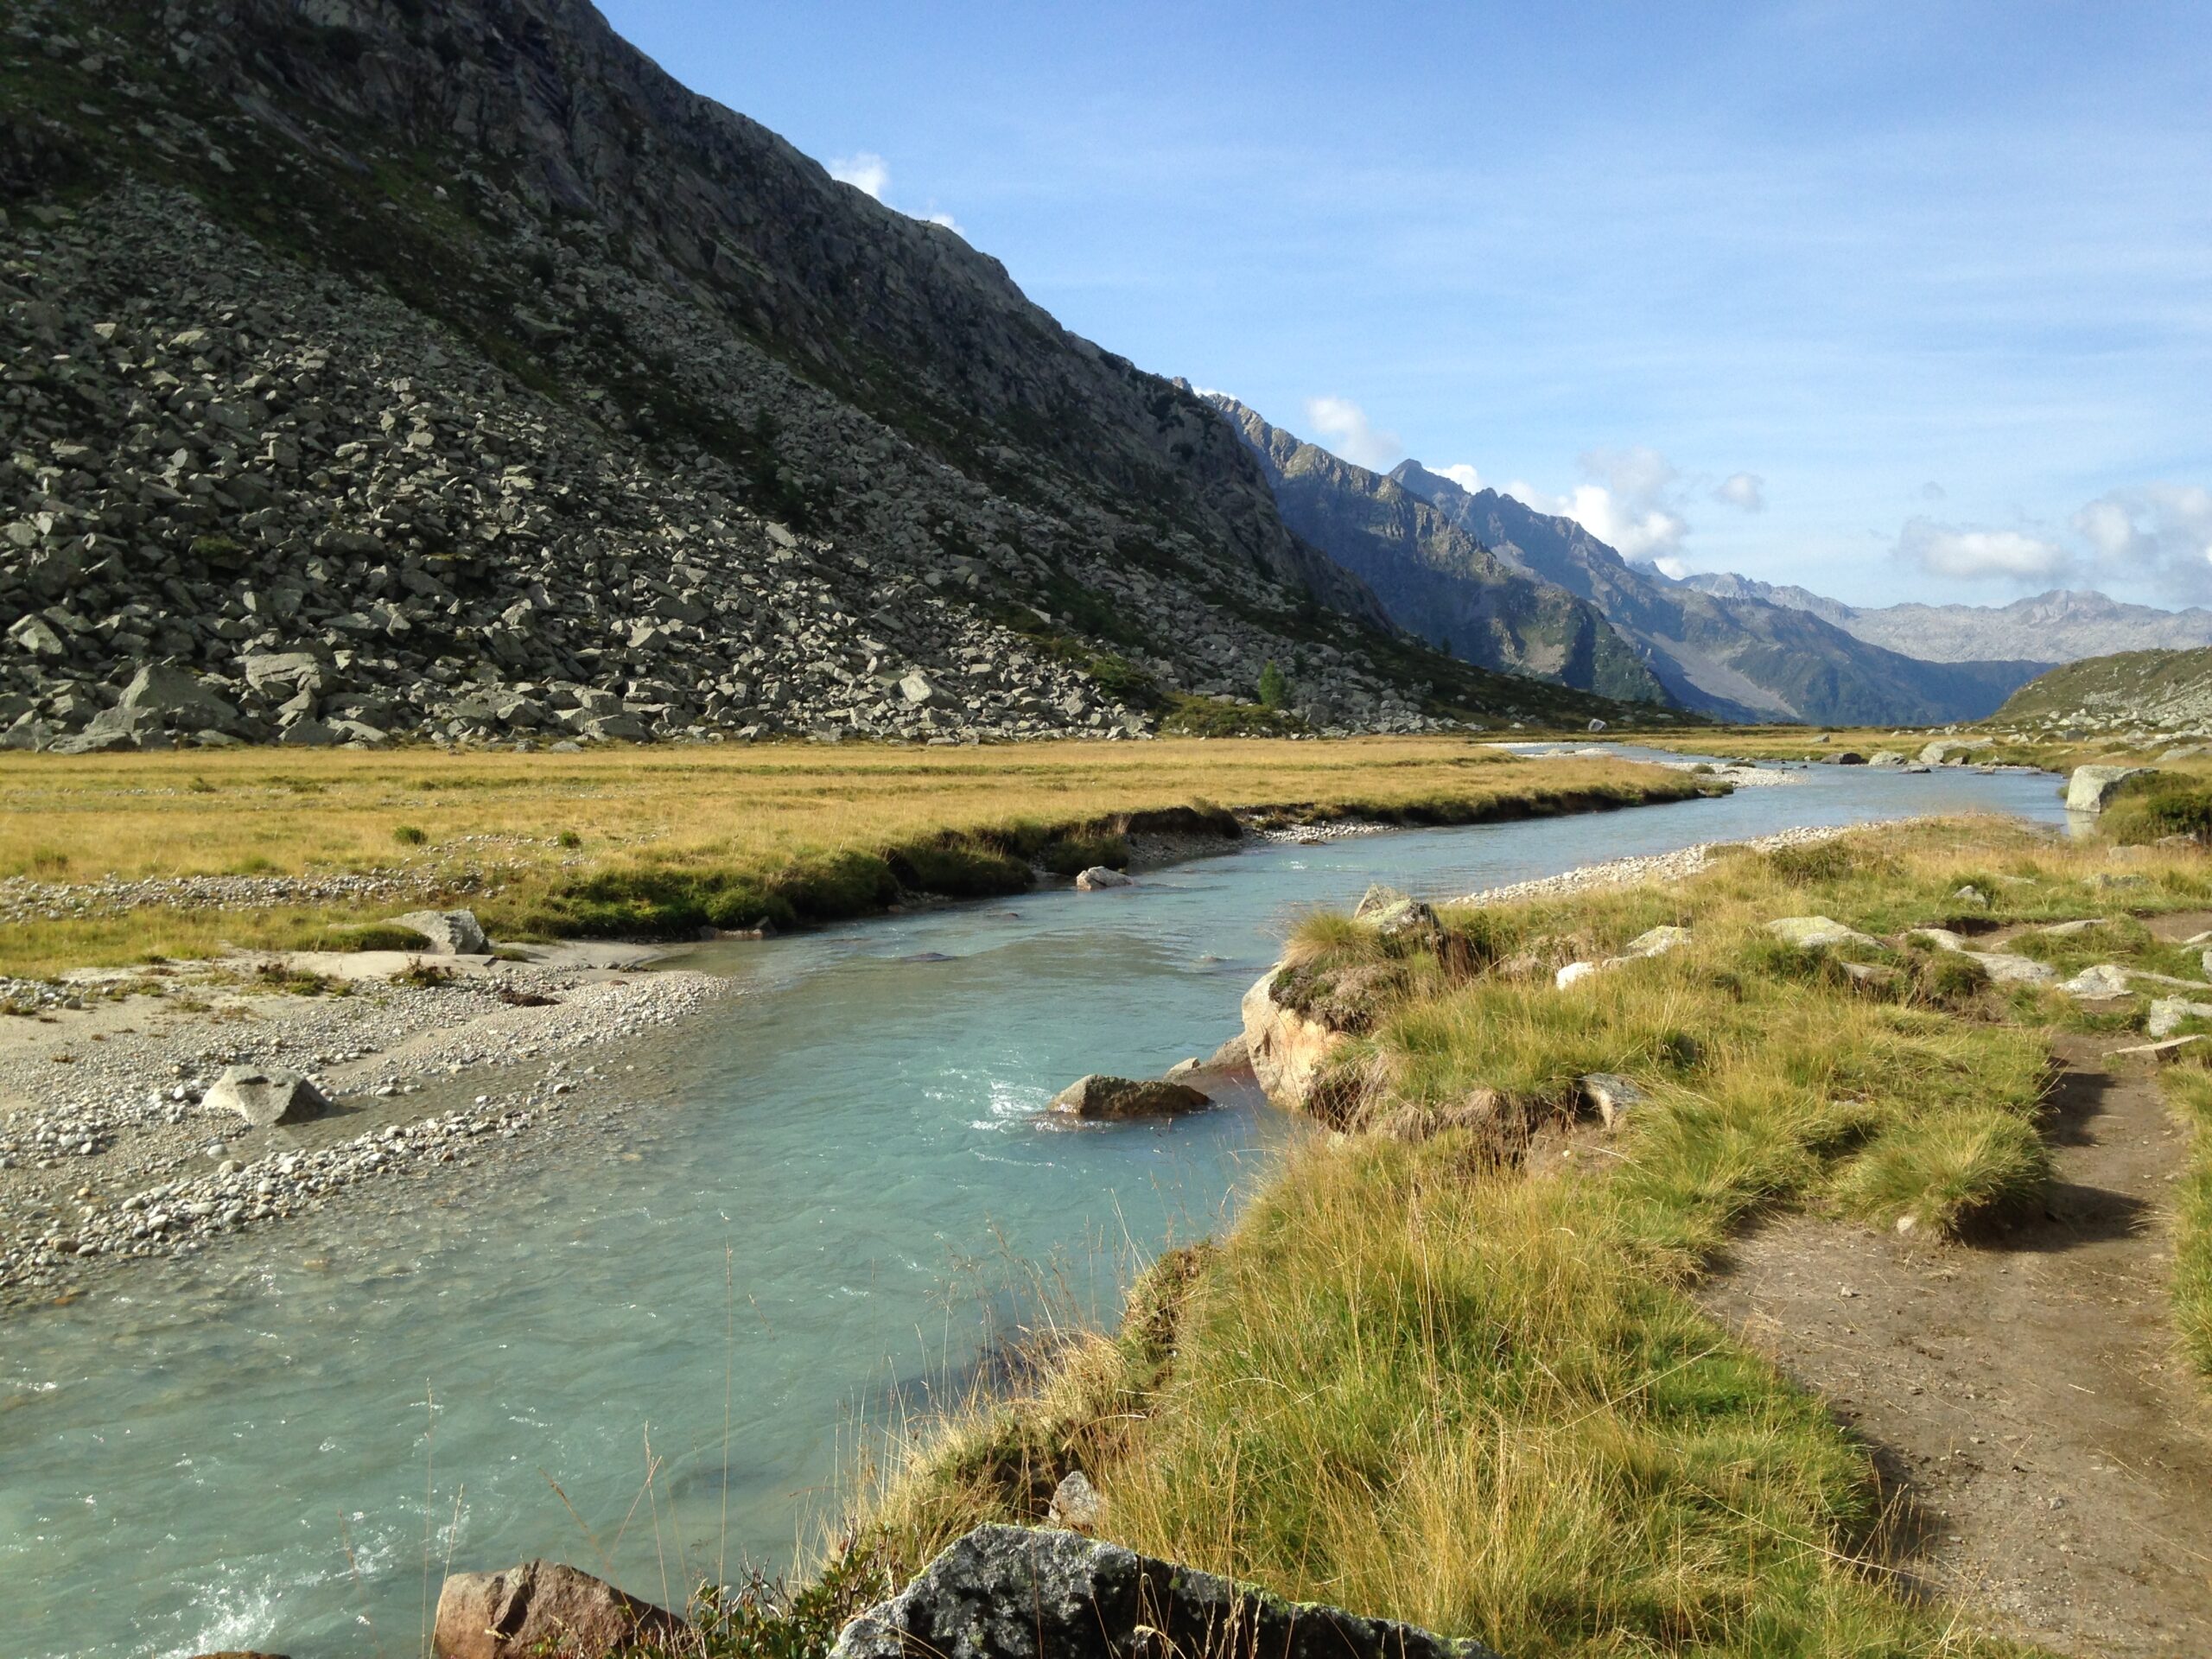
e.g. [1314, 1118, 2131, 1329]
[3, 754, 2072, 1657]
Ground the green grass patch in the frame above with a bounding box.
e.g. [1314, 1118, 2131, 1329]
[2165, 1058, 2212, 1381]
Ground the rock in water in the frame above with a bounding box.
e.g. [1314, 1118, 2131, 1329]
[434, 1560, 688, 1659]
[828, 1525, 1501, 1659]
[1048, 1075, 1211, 1120]
[390, 910, 492, 955]
[202, 1066, 333, 1128]
[1073, 867, 1132, 891]
[2066, 765, 2151, 812]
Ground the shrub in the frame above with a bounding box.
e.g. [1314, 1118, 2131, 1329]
[392, 823, 429, 847]
[2103, 772, 2212, 845]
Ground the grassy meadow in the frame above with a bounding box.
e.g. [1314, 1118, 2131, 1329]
[835, 819, 2212, 1659]
[0, 738, 1709, 978]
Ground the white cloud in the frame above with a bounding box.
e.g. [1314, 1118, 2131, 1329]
[925, 210, 963, 234]
[1302, 396, 1402, 471]
[1436, 463, 1484, 493]
[1897, 518, 2071, 582]
[1651, 556, 1692, 580]
[1503, 448, 1688, 562]
[829, 151, 890, 200]
[1713, 472, 1765, 512]
[2071, 484, 2212, 595]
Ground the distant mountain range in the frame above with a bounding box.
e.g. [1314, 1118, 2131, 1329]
[1675, 575, 2212, 664]
[1201, 402, 2056, 724]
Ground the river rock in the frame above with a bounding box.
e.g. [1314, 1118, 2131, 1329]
[1241, 969, 1349, 1110]
[827, 1524, 1498, 1659]
[1204, 1032, 1253, 1071]
[1073, 867, 1131, 891]
[1867, 750, 1907, 767]
[2067, 765, 2151, 812]
[2063, 963, 2133, 999]
[1048, 1074, 1210, 1120]
[390, 909, 492, 955]
[1768, 916, 1880, 950]
[202, 1065, 333, 1128]
[433, 1560, 689, 1659]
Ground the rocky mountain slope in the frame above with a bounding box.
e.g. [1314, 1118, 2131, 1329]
[1208, 397, 1668, 706]
[1991, 645, 2212, 736]
[0, 0, 1652, 752]
[1389, 461, 2045, 724]
[1680, 575, 2212, 665]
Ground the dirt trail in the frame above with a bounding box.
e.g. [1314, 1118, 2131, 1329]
[1698, 1033, 2212, 1657]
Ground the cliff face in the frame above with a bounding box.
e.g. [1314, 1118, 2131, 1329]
[1211, 398, 1669, 707]
[0, 0, 1656, 748]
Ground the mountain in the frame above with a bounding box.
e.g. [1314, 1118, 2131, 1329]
[1207, 397, 1669, 705]
[1678, 576, 2212, 665]
[1992, 647, 2212, 734]
[0, 0, 1651, 751]
[1389, 462, 2048, 725]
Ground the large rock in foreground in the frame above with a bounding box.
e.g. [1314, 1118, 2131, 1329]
[433, 1560, 687, 1659]
[830, 1524, 1501, 1659]
[2067, 765, 2151, 813]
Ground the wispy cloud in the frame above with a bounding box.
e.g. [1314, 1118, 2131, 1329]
[1507, 447, 1690, 563]
[829, 151, 890, 200]
[1713, 472, 1765, 512]
[1302, 396, 1402, 471]
[1435, 463, 1484, 493]
[828, 150, 963, 237]
[1897, 518, 2069, 582]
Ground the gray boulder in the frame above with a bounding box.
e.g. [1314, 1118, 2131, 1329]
[2062, 963, 2132, 999]
[2149, 997, 2212, 1039]
[1074, 866, 1131, 891]
[1048, 1075, 1211, 1120]
[1767, 916, 1881, 950]
[203, 1065, 333, 1128]
[390, 910, 491, 955]
[2066, 765, 2151, 813]
[1623, 925, 1691, 958]
[828, 1525, 1498, 1659]
[119, 663, 240, 733]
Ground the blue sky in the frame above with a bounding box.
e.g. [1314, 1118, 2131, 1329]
[599, 1, 2211, 610]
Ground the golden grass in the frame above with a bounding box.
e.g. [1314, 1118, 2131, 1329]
[2164, 1058, 2212, 1381]
[0, 740, 1707, 977]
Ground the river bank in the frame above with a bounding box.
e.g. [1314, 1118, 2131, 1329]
[862, 811, 2212, 1659]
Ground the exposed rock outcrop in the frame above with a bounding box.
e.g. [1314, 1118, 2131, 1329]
[1241, 969, 1351, 1112]
[2066, 766, 2152, 813]
[828, 1524, 1502, 1659]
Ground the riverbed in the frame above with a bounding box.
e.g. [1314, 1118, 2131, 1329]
[1, 753, 2071, 1659]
